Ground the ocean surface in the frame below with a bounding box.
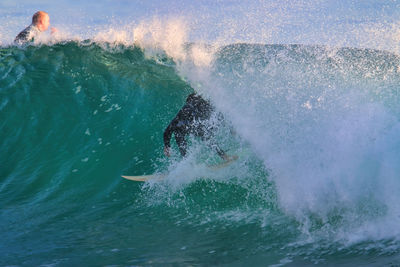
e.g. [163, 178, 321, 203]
[2, 1, 400, 266]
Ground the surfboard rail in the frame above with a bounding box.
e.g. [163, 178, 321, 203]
[122, 155, 238, 182]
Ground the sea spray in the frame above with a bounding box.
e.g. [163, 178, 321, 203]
[202, 44, 400, 243]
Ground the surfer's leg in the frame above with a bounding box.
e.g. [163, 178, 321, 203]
[175, 132, 187, 157]
[210, 142, 227, 159]
[198, 126, 227, 159]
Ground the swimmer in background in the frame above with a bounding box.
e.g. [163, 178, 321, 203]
[14, 11, 57, 44]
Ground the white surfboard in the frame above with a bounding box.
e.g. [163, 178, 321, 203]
[121, 174, 166, 182]
[208, 155, 238, 170]
[122, 155, 238, 182]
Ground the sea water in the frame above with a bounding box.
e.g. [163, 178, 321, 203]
[1, 1, 400, 266]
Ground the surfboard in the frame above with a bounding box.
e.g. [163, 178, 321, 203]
[122, 155, 238, 182]
[208, 155, 238, 170]
[121, 173, 166, 182]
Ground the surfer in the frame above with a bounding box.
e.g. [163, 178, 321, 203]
[14, 11, 57, 44]
[163, 93, 231, 161]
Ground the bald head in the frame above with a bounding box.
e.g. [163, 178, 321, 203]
[32, 11, 50, 32]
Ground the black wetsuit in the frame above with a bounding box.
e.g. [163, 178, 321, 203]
[14, 24, 40, 44]
[163, 93, 226, 157]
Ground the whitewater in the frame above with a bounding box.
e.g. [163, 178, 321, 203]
[2, 2, 400, 266]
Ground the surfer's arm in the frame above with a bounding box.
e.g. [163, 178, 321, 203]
[215, 146, 237, 162]
[163, 117, 179, 156]
[163, 123, 173, 149]
[214, 145, 229, 160]
[209, 141, 238, 162]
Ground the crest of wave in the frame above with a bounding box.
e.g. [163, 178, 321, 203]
[92, 17, 215, 77]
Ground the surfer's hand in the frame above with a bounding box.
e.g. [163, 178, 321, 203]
[51, 27, 58, 34]
[164, 146, 170, 157]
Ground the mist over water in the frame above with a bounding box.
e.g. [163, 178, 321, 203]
[208, 44, 400, 242]
[2, 1, 400, 266]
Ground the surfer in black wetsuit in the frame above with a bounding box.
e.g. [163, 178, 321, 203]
[163, 93, 230, 160]
[14, 11, 57, 44]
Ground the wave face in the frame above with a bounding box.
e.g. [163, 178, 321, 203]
[1, 42, 400, 266]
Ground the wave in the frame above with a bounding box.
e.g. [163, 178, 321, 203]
[1, 40, 400, 265]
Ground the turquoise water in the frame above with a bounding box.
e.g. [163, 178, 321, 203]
[1, 42, 400, 266]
